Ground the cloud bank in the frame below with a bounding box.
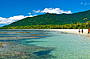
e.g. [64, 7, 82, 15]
[0, 15, 34, 26]
[33, 8, 72, 14]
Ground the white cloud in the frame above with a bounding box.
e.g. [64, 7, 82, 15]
[0, 15, 34, 26]
[34, 8, 72, 14]
[80, 1, 90, 6]
[8, 15, 26, 21]
[33, 10, 41, 13]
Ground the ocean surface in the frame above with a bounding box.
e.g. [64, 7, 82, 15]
[0, 29, 90, 59]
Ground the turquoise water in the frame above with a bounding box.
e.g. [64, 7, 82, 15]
[0, 29, 90, 59]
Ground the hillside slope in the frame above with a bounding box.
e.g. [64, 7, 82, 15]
[4, 10, 90, 27]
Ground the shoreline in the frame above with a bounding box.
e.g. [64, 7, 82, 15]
[0, 29, 90, 36]
[48, 29, 90, 36]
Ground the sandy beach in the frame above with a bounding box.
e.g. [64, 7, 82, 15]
[0, 29, 90, 36]
[48, 29, 90, 36]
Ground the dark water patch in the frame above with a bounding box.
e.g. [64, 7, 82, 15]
[0, 42, 55, 59]
[0, 40, 19, 42]
[18, 40, 47, 45]
[22, 41, 46, 43]
[33, 49, 54, 56]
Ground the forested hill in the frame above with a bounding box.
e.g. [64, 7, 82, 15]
[4, 10, 90, 27]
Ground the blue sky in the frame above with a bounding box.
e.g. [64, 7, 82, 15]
[0, 0, 90, 26]
[0, 0, 90, 17]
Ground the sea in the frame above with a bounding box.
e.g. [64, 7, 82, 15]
[0, 29, 90, 59]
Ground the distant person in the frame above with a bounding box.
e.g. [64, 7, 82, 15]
[79, 29, 80, 33]
[88, 29, 90, 34]
[82, 29, 83, 33]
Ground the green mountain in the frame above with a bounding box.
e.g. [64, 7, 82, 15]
[2, 10, 90, 29]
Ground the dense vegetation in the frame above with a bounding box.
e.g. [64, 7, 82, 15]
[1, 21, 90, 29]
[2, 10, 90, 29]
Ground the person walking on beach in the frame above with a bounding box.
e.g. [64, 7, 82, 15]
[88, 29, 90, 34]
[82, 29, 83, 33]
[79, 29, 80, 33]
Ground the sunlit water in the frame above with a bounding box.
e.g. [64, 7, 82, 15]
[0, 29, 90, 59]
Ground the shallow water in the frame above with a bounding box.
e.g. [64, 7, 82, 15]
[0, 29, 90, 59]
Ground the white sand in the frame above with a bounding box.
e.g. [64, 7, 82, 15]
[48, 29, 89, 35]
